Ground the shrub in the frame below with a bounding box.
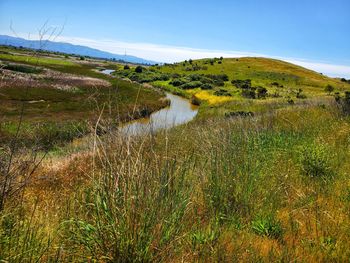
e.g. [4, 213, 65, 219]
[334, 92, 341, 102]
[180, 81, 203, 89]
[188, 74, 202, 81]
[158, 73, 170, 81]
[214, 89, 231, 96]
[225, 111, 254, 118]
[3, 64, 42, 74]
[241, 88, 256, 99]
[252, 216, 283, 239]
[169, 79, 186, 87]
[201, 83, 214, 90]
[256, 86, 268, 98]
[123, 65, 130, 70]
[232, 79, 251, 89]
[335, 91, 350, 114]
[296, 88, 306, 99]
[135, 66, 143, 73]
[287, 97, 294, 105]
[191, 95, 201, 105]
[299, 144, 332, 178]
[324, 84, 334, 94]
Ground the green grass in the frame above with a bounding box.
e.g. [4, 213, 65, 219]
[2, 101, 349, 262]
[0, 53, 75, 66]
[1, 47, 350, 262]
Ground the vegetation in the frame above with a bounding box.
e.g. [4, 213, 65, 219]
[111, 57, 349, 118]
[0, 46, 167, 148]
[1, 48, 350, 261]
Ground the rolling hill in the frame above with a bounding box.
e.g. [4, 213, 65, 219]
[115, 57, 350, 102]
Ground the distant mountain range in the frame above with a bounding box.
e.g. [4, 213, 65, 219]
[0, 35, 157, 65]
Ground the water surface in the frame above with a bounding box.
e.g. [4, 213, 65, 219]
[100, 68, 199, 136]
[120, 93, 198, 136]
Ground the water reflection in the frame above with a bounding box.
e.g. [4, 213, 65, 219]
[120, 93, 198, 136]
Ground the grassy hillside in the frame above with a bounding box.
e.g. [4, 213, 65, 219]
[113, 57, 350, 117]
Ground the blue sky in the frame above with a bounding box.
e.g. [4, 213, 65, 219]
[1, 0, 350, 77]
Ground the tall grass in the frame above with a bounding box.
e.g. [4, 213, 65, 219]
[1, 100, 350, 261]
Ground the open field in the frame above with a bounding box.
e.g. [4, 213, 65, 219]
[1, 47, 350, 262]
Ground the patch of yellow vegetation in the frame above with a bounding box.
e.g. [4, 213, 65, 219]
[187, 90, 233, 105]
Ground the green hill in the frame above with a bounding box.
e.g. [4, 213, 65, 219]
[112, 57, 350, 116]
[156, 57, 347, 95]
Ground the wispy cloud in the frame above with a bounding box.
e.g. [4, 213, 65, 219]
[13, 33, 350, 79]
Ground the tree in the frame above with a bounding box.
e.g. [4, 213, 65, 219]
[324, 84, 334, 95]
[124, 65, 130, 70]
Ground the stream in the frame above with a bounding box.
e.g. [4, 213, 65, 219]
[100, 69, 199, 136]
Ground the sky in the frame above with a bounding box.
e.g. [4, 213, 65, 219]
[0, 0, 349, 77]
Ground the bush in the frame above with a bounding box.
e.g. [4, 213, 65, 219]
[232, 79, 252, 89]
[256, 86, 268, 98]
[214, 89, 231, 96]
[287, 97, 294, 105]
[3, 64, 42, 74]
[169, 79, 186, 87]
[123, 65, 130, 70]
[191, 95, 201, 105]
[324, 84, 334, 94]
[207, 74, 229, 82]
[299, 144, 332, 178]
[296, 89, 306, 99]
[252, 216, 283, 239]
[188, 74, 202, 81]
[241, 88, 256, 99]
[225, 111, 254, 118]
[180, 81, 203, 90]
[201, 83, 214, 90]
[335, 91, 350, 114]
[135, 66, 143, 73]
